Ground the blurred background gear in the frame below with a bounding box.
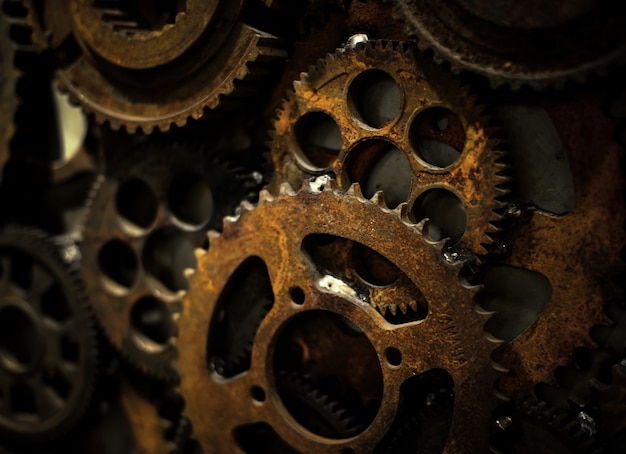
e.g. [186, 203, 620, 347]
[0, 0, 625, 452]
[391, 0, 626, 89]
[81, 138, 261, 381]
[0, 228, 98, 449]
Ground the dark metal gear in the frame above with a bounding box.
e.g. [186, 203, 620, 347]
[0, 228, 98, 447]
[270, 40, 508, 260]
[390, 0, 626, 89]
[81, 139, 261, 381]
[492, 397, 602, 454]
[24, 0, 288, 133]
[177, 178, 501, 453]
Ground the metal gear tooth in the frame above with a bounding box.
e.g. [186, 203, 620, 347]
[346, 182, 364, 199]
[279, 181, 297, 196]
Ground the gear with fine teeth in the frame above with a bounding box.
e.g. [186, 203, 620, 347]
[177, 178, 502, 453]
[24, 0, 288, 133]
[81, 139, 261, 381]
[390, 0, 626, 90]
[270, 40, 508, 258]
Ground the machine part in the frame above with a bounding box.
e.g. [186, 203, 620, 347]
[391, 0, 626, 89]
[177, 179, 501, 453]
[26, 0, 288, 133]
[81, 140, 260, 381]
[492, 397, 602, 454]
[270, 40, 507, 257]
[0, 228, 98, 446]
[493, 94, 626, 398]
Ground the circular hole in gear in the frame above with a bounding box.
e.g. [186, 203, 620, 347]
[384, 347, 402, 367]
[344, 139, 412, 208]
[168, 173, 214, 227]
[130, 296, 175, 349]
[412, 189, 467, 244]
[142, 229, 197, 292]
[351, 242, 400, 287]
[250, 386, 266, 403]
[115, 178, 159, 229]
[0, 306, 38, 368]
[294, 111, 343, 169]
[410, 107, 465, 168]
[289, 287, 305, 305]
[98, 239, 139, 289]
[348, 69, 402, 128]
[273, 310, 383, 439]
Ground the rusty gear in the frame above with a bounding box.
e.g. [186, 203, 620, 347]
[493, 96, 626, 399]
[177, 178, 501, 453]
[270, 40, 507, 259]
[26, 0, 287, 133]
[81, 140, 260, 381]
[0, 228, 98, 447]
[390, 0, 626, 89]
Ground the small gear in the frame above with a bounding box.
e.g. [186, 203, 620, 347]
[25, 0, 288, 133]
[270, 40, 508, 259]
[0, 227, 98, 448]
[275, 370, 365, 440]
[177, 178, 501, 452]
[390, 0, 626, 89]
[81, 139, 260, 381]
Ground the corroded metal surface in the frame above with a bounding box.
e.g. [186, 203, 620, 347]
[494, 95, 626, 397]
[178, 180, 501, 453]
[271, 40, 507, 256]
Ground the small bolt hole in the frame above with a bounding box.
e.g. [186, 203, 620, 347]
[289, 287, 305, 305]
[250, 386, 266, 403]
[385, 347, 402, 367]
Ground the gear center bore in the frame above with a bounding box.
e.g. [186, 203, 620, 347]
[93, 0, 187, 35]
[0, 302, 39, 372]
[272, 309, 383, 439]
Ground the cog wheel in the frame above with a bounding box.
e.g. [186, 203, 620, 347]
[0, 227, 98, 447]
[390, 0, 626, 89]
[275, 370, 364, 440]
[26, 0, 288, 133]
[177, 178, 501, 453]
[81, 139, 260, 381]
[270, 40, 507, 259]
[493, 94, 626, 398]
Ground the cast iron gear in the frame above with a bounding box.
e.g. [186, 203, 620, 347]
[24, 0, 288, 133]
[270, 40, 508, 261]
[390, 0, 626, 89]
[81, 139, 260, 381]
[177, 177, 502, 453]
[0, 227, 98, 448]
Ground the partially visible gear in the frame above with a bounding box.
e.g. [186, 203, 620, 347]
[391, 0, 626, 89]
[81, 139, 261, 381]
[492, 397, 602, 454]
[25, 0, 288, 133]
[494, 94, 626, 398]
[178, 178, 501, 452]
[0, 227, 98, 448]
[275, 370, 364, 440]
[270, 40, 508, 258]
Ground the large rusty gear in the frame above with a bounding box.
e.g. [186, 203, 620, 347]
[177, 178, 501, 453]
[0, 227, 98, 448]
[24, 0, 288, 133]
[270, 40, 507, 259]
[81, 139, 260, 381]
[390, 0, 626, 89]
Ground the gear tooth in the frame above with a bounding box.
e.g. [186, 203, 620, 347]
[279, 181, 297, 196]
[183, 268, 196, 278]
[194, 248, 206, 261]
[369, 190, 386, 207]
[258, 188, 274, 203]
[176, 290, 187, 300]
[206, 230, 220, 243]
[408, 300, 418, 312]
[239, 200, 255, 212]
[347, 183, 364, 198]
[389, 303, 397, 316]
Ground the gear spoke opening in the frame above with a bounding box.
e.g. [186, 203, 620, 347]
[410, 107, 464, 169]
[116, 178, 159, 230]
[294, 111, 343, 170]
[347, 69, 402, 129]
[142, 229, 196, 292]
[130, 296, 175, 351]
[98, 239, 139, 291]
[0, 305, 38, 369]
[412, 188, 466, 245]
